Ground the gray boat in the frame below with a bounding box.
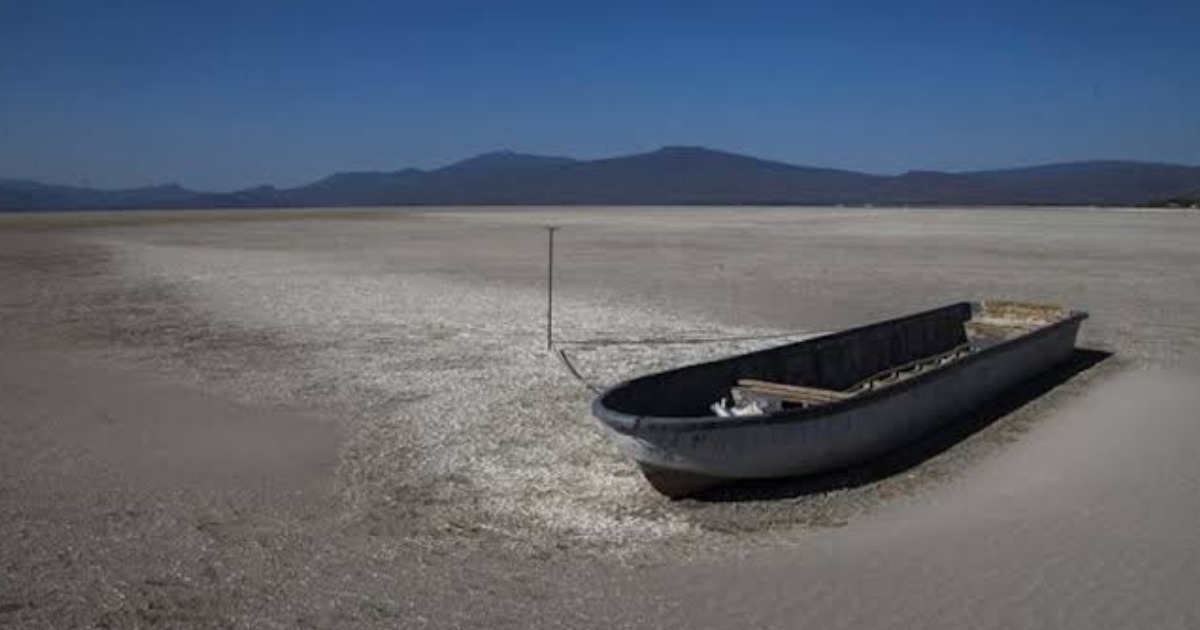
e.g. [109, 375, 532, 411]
[591, 300, 1087, 497]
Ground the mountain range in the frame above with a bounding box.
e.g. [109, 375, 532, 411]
[3, 146, 1200, 211]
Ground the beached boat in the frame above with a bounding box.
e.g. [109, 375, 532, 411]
[591, 301, 1087, 497]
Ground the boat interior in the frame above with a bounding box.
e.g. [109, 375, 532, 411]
[600, 300, 1071, 419]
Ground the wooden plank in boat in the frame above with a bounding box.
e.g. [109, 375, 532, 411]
[736, 379, 853, 404]
[731, 387, 827, 408]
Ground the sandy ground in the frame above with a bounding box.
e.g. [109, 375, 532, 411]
[0, 206, 1197, 628]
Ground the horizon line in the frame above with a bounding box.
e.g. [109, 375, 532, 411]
[4, 146, 1198, 193]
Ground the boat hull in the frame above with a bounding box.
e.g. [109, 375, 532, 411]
[592, 303, 1086, 497]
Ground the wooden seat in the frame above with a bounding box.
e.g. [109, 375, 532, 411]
[735, 379, 852, 406]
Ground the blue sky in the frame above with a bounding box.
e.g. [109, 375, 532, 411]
[1, 0, 1197, 190]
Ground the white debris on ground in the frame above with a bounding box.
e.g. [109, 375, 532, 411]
[99, 240, 816, 554]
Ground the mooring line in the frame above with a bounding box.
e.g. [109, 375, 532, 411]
[554, 330, 817, 347]
[554, 347, 605, 394]
[550, 330, 820, 394]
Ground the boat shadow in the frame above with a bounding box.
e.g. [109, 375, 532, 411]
[690, 347, 1113, 503]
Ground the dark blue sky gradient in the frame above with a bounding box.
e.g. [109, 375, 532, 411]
[1, 0, 1197, 190]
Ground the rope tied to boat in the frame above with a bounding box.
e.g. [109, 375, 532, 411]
[554, 347, 605, 394]
[550, 330, 818, 395]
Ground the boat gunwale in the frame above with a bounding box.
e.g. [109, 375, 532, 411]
[592, 302, 1088, 434]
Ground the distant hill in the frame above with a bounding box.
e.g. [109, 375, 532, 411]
[4, 148, 1200, 211]
[0, 178, 235, 211]
[1147, 184, 1200, 208]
